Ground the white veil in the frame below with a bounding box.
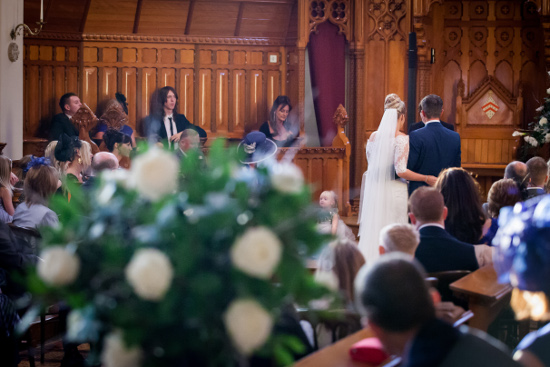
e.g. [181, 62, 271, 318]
[358, 109, 398, 262]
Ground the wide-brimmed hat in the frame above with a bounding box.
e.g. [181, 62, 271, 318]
[237, 131, 277, 164]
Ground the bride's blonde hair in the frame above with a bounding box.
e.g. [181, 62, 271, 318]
[384, 93, 406, 117]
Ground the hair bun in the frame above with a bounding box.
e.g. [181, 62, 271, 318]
[384, 94, 402, 110]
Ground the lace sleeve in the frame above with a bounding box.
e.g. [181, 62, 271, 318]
[366, 132, 377, 162]
[394, 135, 409, 174]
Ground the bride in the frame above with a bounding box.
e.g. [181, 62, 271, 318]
[358, 94, 436, 262]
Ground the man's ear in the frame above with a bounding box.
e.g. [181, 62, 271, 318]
[442, 206, 448, 221]
[379, 246, 386, 255]
[409, 212, 417, 225]
[440, 109, 445, 119]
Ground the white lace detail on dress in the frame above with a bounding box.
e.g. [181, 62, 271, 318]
[394, 135, 409, 174]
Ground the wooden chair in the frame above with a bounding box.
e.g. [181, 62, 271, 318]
[298, 308, 362, 351]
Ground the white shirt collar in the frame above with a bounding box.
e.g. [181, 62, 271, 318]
[425, 119, 440, 125]
[418, 223, 445, 231]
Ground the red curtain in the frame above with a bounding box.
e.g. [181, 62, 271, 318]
[308, 22, 346, 146]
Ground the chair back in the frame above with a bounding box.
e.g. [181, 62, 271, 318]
[8, 223, 41, 255]
[298, 308, 362, 350]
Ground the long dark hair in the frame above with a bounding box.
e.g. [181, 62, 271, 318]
[103, 129, 131, 152]
[153, 86, 178, 118]
[435, 167, 486, 244]
[268, 95, 292, 135]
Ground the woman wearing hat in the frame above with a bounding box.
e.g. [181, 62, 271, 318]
[54, 134, 92, 198]
[238, 131, 278, 167]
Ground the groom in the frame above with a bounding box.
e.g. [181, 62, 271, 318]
[407, 95, 461, 195]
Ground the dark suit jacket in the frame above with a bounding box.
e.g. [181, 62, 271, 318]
[49, 113, 79, 141]
[145, 113, 207, 141]
[526, 187, 546, 200]
[414, 226, 479, 273]
[407, 121, 461, 194]
[410, 120, 455, 132]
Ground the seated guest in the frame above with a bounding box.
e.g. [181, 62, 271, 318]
[177, 129, 206, 167]
[409, 187, 481, 272]
[481, 179, 522, 246]
[493, 196, 550, 367]
[93, 93, 136, 147]
[237, 131, 277, 167]
[378, 223, 420, 257]
[525, 157, 548, 199]
[355, 253, 521, 367]
[49, 93, 82, 141]
[505, 161, 529, 200]
[44, 140, 63, 174]
[144, 86, 206, 147]
[0, 157, 14, 223]
[13, 157, 59, 229]
[83, 152, 119, 190]
[259, 95, 299, 147]
[103, 128, 132, 169]
[316, 239, 365, 307]
[436, 167, 488, 244]
[409, 101, 454, 132]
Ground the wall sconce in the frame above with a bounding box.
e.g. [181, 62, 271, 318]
[8, 0, 46, 62]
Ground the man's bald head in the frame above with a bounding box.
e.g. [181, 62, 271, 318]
[92, 152, 119, 172]
[504, 161, 528, 183]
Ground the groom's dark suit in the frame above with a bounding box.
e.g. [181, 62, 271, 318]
[407, 121, 461, 195]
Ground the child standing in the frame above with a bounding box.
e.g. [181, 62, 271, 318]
[0, 156, 15, 223]
[318, 190, 356, 242]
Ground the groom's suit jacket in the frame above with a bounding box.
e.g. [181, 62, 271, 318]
[407, 121, 461, 195]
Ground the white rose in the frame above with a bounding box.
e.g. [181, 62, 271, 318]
[101, 330, 143, 367]
[230, 227, 282, 279]
[38, 246, 80, 286]
[130, 148, 179, 201]
[536, 106, 544, 112]
[224, 299, 273, 355]
[540, 117, 548, 126]
[314, 270, 339, 291]
[545, 133, 550, 143]
[524, 136, 539, 147]
[270, 162, 304, 194]
[125, 248, 174, 301]
[512, 131, 525, 137]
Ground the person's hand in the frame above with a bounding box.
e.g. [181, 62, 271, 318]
[426, 175, 437, 186]
[10, 172, 19, 186]
[170, 131, 183, 143]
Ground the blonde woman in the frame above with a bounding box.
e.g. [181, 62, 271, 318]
[0, 156, 14, 223]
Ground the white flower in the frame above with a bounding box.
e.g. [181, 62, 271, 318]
[125, 248, 174, 301]
[512, 131, 526, 137]
[524, 136, 539, 147]
[224, 299, 273, 355]
[230, 227, 282, 279]
[38, 246, 80, 286]
[270, 162, 304, 194]
[101, 330, 143, 367]
[536, 106, 544, 112]
[130, 148, 179, 201]
[547, 88, 550, 95]
[540, 117, 548, 126]
[545, 133, 550, 143]
[314, 270, 339, 291]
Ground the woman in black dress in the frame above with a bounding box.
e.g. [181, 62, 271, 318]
[259, 96, 298, 147]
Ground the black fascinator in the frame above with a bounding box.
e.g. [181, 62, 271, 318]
[115, 92, 129, 115]
[55, 134, 82, 162]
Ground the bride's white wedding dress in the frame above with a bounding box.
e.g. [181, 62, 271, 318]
[358, 109, 409, 263]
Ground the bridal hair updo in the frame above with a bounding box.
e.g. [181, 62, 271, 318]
[384, 93, 406, 117]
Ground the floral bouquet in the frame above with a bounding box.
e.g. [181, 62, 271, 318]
[23, 141, 332, 367]
[514, 80, 550, 157]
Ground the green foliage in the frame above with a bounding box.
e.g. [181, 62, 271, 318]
[26, 140, 333, 366]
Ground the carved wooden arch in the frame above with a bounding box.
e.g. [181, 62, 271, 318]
[413, 0, 443, 17]
[309, 0, 352, 41]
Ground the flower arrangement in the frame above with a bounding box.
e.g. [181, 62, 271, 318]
[24, 141, 332, 367]
[514, 81, 550, 155]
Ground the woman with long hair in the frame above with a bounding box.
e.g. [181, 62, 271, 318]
[259, 95, 298, 147]
[435, 167, 487, 244]
[0, 157, 15, 223]
[54, 134, 92, 186]
[103, 129, 132, 169]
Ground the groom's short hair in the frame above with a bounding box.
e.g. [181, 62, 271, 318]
[408, 187, 444, 222]
[420, 95, 443, 119]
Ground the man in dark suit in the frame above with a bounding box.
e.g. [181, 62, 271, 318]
[144, 86, 206, 147]
[407, 95, 461, 195]
[525, 156, 548, 199]
[409, 187, 479, 273]
[49, 93, 82, 141]
[409, 101, 454, 132]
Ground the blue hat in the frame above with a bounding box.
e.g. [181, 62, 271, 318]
[237, 131, 277, 164]
[493, 195, 550, 295]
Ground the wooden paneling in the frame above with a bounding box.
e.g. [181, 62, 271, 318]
[198, 69, 212, 131]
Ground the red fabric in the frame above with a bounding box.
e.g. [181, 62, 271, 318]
[308, 22, 346, 146]
[349, 337, 390, 365]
